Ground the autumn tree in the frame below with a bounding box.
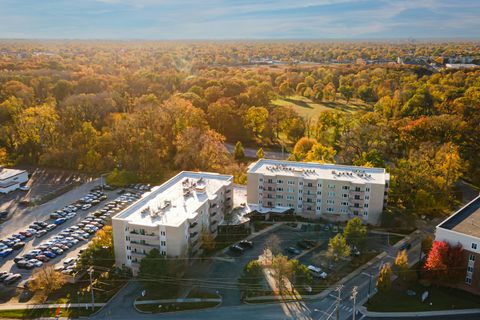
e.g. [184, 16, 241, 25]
[271, 254, 293, 293]
[377, 263, 392, 293]
[394, 250, 410, 282]
[424, 241, 464, 283]
[327, 233, 351, 262]
[30, 265, 67, 302]
[265, 234, 282, 256]
[305, 143, 336, 163]
[256, 147, 265, 159]
[244, 106, 269, 138]
[200, 228, 216, 253]
[234, 141, 245, 160]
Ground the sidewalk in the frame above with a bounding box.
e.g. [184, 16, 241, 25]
[0, 302, 106, 310]
[135, 298, 221, 305]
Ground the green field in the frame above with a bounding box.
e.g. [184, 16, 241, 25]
[272, 95, 370, 119]
[367, 283, 480, 312]
[0, 307, 99, 319]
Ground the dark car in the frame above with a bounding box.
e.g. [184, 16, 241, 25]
[4, 273, 22, 285]
[229, 244, 244, 255]
[399, 242, 412, 251]
[0, 248, 13, 257]
[36, 255, 50, 262]
[238, 240, 254, 249]
[50, 213, 60, 219]
[0, 272, 12, 282]
[287, 247, 300, 255]
[297, 240, 310, 249]
[304, 239, 317, 247]
[0, 211, 8, 219]
[43, 251, 56, 258]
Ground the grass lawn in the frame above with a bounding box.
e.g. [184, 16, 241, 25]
[367, 282, 480, 312]
[0, 307, 100, 319]
[272, 95, 369, 119]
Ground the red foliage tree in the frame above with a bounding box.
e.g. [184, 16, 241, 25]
[424, 240, 464, 283]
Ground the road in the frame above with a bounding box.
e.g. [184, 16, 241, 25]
[225, 143, 289, 160]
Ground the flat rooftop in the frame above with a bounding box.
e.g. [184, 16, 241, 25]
[114, 171, 232, 227]
[438, 195, 480, 238]
[247, 159, 389, 185]
[0, 167, 26, 181]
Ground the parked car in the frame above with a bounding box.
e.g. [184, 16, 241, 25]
[4, 273, 22, 285]
[287, 247, 300, 255]
[81, 204, 92, 211]
[54, 218, 67, 225]
[12, 233, 26, 241]
[64, 257, 76, 266]
[399, 242, 412, 251]
[0, 248, 13, 257]
[36, 255, 50, 262]
[297, 240, 310, 249]
[46, 224, 57, 231]
[50, 213, 60, 219]
[43, 251, 56, 258]
[19, 185, 30, 191]
[28, 259, 43, 268]
[12, 242, 26, 250]
[36, 230, 47, 238]
[0, 272, 12, 282]
[16, 260, 34, 270]
[350, 246, 361, 257]
[307, 265, 328, 279]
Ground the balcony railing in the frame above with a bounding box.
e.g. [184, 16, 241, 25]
[189, 222, 198, 229]
[130, 240, 157, 247]
[190, 231, 199, 239]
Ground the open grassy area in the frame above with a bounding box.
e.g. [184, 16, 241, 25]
[272, 95, 369, 119]
[367, 282, 480, 312]
[0, 307, 100, 319]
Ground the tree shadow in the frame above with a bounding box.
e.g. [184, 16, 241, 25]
[283, 98, 313, 109]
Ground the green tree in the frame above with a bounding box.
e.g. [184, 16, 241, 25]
[290, 137, 317, 160]
[327, 233, 351, 262]
[353, 150, 385, 168]
[234, 141, 245, 160]
[244, 106, 269, 138]
[271, 254, 293, 293]
[421, 235, 434, 256]
[377, 263, 392, 292]
[138, 248, 169, 291]
[256, 147, 265, 159]
[343, 217, 367, 249]
[339, 85, 354, 103]
[77, 226, 114, 269]
[239, 260, 264, 298]
[30, 265, 67, 302]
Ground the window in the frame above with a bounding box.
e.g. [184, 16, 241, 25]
[316, 206, 321, 211]
[298, 204, 303, 209]
[276, 187, 284, 192]
[342, 193, 348, 198]
[276, 203, 283, 207]
[317, 183, 322, 188]
[288, 180, 295, 185]
[161, 251, 166, 256]
[364, 203, 369, 208]
[469, 254, 476, 261]
[288, 203, 294, 208]
[328, 191, 335, 197]
[317, 190, 322, 195]
[288, 187, 294, 193]
[307, 183, 313, 187]
[127, 255, 131, 260]
[366, 187, 370, 192]
[354, 195, 361, 200]
[316, 198, 322, 203]
[298, 197, 303, 201]
[326, 207, 334, 212]
[267, 179, 273, 183]
[472, 243, 478, 250]
[340, 208, 348, 213]
[328, 184, 335, 189]
[259, 178, 263, 182]
[341, 201, 348, 206]
[160, 231, 166, 236]
[161, 241, 166, 246]
[465, 277, 472, 285]
[125, 236, 130, 241]
[327, 199, 334, 205]
[277, 179, 283, 184]
[127, 246, 131, 250]
[299, 181, 304, 186]
[299, 189, 303, 194]
[355, 187, 361, 192]
[342, 186, 349, 190]
[276, 194, 283, 199]
[354, 203, 360, 208]
[467, 266, 474, 273]
[287, 195, 294, 200]
[258, 185, 263, 190]
[365, 195, 370, 200]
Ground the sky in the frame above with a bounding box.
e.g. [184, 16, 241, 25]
[0, 0, 479, 40]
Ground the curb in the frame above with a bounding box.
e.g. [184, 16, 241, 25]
[359, 306, 480, 318]
[133, 293, 222, 315]
[89, 279, 131, 317]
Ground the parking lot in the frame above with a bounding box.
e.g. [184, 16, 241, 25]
[0, 181, 150, 293]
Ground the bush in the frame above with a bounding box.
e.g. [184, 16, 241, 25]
[105, 169, 139, 187]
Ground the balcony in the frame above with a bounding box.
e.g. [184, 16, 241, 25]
[130, 240, 157, 247]
[189, 222, 198, 229]
[190, 231, 199, 239]
[210, 211, 217, 217]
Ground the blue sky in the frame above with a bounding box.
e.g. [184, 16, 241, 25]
[0, 0, 479, 39]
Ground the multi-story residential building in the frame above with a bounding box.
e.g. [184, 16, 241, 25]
[435, 195, 480, 294]
[247, 159, 389, 225]
[112, 171, 233, 275]
[0, 167, 28, 194]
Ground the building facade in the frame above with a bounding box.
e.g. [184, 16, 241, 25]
[0, 167, 28, 194]
[435, 195, 480, 294]
[112, 171, 233, 275]
[247, 159, 389, 225]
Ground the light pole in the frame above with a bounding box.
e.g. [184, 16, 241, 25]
[88, 268, 95, 310]
[351, 286, 358, 320]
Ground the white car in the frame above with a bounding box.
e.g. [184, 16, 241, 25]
[19, 186, 30, 191]
[28, 259, 43, 268]
[63, 257, 76, 266]
[81, 204, 92, 211]
[307, 265, 328, 279]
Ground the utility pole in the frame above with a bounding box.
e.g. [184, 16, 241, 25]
[335, 285, 343, 320]
[351, 286, 358, 320]
[88, 267, 95, 310]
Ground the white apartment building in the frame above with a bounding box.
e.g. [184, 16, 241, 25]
[435, 195, 480, 294]
[112, 171, 233, 275]
[247, 159, 389, 225]
[0, 167, 28, 194]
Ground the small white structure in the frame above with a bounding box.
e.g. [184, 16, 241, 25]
[445, 63, 479, 69]
[0, 167, 28, 194]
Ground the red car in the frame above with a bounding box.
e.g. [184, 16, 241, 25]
[35, 255, 50, 262]
[19, 231, 33, 238]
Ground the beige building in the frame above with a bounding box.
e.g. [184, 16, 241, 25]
[247, 159, 389, 225]
[112, 171, 233, 275]
[435, 195, 480, 294]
